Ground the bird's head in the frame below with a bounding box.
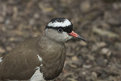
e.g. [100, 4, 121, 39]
[45, 18, 86, 42]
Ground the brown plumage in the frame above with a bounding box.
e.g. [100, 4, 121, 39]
[0, 18, 85, 81]
[0, 36, 66, 80]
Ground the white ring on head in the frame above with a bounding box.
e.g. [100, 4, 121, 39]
[48, 19, 71, 27]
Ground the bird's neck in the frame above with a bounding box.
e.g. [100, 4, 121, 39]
[42, 32, 65, 44]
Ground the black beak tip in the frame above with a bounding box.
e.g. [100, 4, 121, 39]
[78, 36, 87, 42]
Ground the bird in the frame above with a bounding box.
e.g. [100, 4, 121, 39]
[0, 18, 85, 81]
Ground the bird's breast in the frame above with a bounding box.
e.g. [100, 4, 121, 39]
[38, 42, 66, 80]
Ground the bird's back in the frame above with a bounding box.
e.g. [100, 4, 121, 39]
[0, 37, 41, 80]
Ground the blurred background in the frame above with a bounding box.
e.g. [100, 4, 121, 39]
[0, 0, 121, 81]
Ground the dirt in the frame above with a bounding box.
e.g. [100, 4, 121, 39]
[0, 0, 121, 81]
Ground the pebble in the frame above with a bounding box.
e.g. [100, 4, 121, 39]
[79, 41, 87, 46]
[0, 16, 4, 23]
[6, 46, 12, 51]
[72, 56, 78, 62]
[0, 47, 5, 54]
[96, 42, 107, 48]
[80, 1, 91, 12]
[115, 42, 121, 50]
[101, 48, 111, 56]
[87, 54, 95, 61]
[34, 13, 40, 19]
[105, 12, 121, 26]
[96, 57, 107, 66]
[82, 71, 86, 75]
[92, 72, 97, 79]
[83, 64, 92, 69]
[93, 27, 119, 38]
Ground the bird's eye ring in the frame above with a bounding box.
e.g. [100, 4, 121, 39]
[58, 28, 63, 33]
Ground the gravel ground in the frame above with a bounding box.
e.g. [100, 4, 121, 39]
[0, 0, 121, 81]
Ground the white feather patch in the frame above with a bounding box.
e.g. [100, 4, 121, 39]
[37, 55, 42, 62]
[30, 67, 45, 81]
[48, 19, 71, 27]
[0, 57, 3, 62]
[62, 32, 72, 41]
[30, 55, 44, 81]
[37, 55, 43, 66]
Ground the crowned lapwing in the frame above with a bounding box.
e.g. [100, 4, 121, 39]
[0, 18, 85, 81]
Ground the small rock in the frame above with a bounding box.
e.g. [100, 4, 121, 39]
[93, 27, 119, 38]
[83, 64, 92, 69]
[87, 54, 95, 61]
[92, 42, 106, 51]
[101, 48, 111, 56]
[82, 71, 86, 75]
[39, 3, 54, 13]
[9, 37, 16, 41]
[72, 56, 78, 62]
[69, 64, 77, 68]
[115, 42, 121, 50]
[34, 13, 40, 19]
[5, 19, 11, 25]
[92, 44, 98, 51]
[96, 57, 107, 66]
[92, 72, 97, 79]
[6, 46, 12, 51]
[29, 19, 35, 25]
[0, 16, 4, 23]
[80, 1, 91, 12]
[67, 78, 77, 81]
[96, 42, 107, 48]
[0, 47, 5, 54]
[105, 12, 121, 26]
[79, 41, 87, 46]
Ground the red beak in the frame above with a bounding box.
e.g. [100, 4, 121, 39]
[69, 31, 86, 41]
[69, 31, 79, 37]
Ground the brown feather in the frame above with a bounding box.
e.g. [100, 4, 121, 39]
[0, 36, 66, 80]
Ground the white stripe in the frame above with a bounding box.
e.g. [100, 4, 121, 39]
[0, 57, 3, 62]
[37, 55, 42, 62]
[37, 55, 43, 67]
[30, 55, 44, 81]
[48, 19, 71, 27]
